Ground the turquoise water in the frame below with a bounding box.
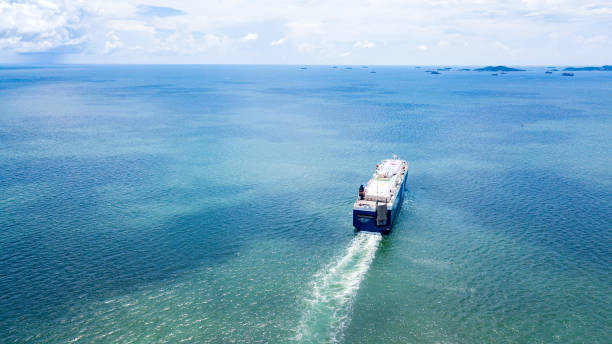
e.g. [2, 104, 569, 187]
[1, 65, 611, 343]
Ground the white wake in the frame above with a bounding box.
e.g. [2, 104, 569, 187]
[293, 232, 382, 343]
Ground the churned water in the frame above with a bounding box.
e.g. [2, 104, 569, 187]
[295, 232, 381, 343]
[0, 65, 611, 343]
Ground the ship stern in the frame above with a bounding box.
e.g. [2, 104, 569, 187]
[353, 206, 391, 233]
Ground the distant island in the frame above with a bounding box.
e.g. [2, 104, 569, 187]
[563, 65, 612, 71]
[475, 66, 525, 72]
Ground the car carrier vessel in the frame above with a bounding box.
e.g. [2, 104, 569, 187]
[353, 156, 408, 233]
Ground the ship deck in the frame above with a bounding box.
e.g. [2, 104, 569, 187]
[354, 159, 408, 208]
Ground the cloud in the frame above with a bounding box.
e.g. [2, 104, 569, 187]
[354, 40, 375, 48]
[0, 0, 87, 53]
[240, 33, 258, 42]
[104, 31, 122, 54]
[1, 0, 612, 64]
[195, 33, 231, 50]
[136, 5, 185, 17]
[270, 37, 286, 46]
[340, 51, 351, 57]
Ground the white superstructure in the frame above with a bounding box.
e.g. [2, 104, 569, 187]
[360, 158, 408, 204]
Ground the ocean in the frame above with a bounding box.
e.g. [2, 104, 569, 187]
[1, 65, 610, 343]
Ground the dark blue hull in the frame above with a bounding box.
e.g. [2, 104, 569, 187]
[353, 173, 407, 234]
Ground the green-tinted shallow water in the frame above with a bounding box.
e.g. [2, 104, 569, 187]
[1, 65, 611, 343]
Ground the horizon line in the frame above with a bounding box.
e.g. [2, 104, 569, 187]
[1, 63, 610, 67]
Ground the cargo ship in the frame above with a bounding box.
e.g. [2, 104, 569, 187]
[353, 156, 409, 233]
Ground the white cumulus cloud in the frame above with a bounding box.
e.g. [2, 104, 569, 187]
[240, 33, 258, 42]
[270, 37, 286, 46]
[104, 31, 122, 54]
[0, 0, 87, 53]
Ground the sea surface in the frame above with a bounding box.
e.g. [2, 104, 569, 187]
[1, 65, 611, 343]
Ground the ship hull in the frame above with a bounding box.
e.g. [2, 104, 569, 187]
[353, 171, 408, 234]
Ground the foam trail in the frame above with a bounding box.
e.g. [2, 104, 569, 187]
[294, 232, 382, 343]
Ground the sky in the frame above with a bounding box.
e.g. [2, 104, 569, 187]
[0, 0, 611, 65]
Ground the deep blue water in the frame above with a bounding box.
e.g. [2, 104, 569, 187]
[1, 65, 611, 343]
